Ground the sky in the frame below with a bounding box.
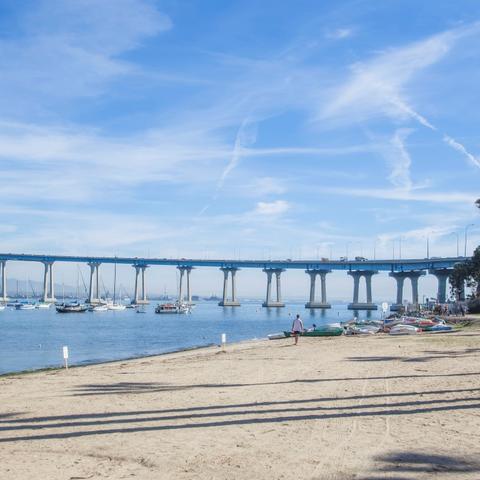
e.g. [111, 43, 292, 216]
[1, 0, 480, 300]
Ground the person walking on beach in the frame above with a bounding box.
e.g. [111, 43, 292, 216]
[291, 314, 304, 345]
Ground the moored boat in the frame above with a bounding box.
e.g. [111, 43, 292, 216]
[155, 302, 191, 314]
[36, 302, 51, 309]
[92, 304, 108, 312]
[16, 303, 36, 310]
[56, 302, 88, 313]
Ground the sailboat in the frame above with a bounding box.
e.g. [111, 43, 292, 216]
[108, 261, 126, 311]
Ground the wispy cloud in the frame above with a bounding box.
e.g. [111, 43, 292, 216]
[325, 28, 353, 40]
[253, 200, 291, 216]
[322, 186, 477, 204]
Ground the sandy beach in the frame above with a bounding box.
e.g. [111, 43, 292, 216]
[1, 327, 480, 479]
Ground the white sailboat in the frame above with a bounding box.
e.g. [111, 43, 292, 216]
[108, 261, 126, 311]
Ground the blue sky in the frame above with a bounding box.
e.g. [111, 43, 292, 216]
[1, 0, 479, 299]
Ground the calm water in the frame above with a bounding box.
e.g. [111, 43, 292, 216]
[0, 301, 382, 374]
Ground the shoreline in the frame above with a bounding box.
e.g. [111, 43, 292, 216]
[0, 336, 267, 378]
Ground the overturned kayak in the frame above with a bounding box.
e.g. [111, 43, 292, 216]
[423, 324, 454, 332]
[284, 326, 343, 337]
[389, 324, 421, 335]
[346, 324, 380, 335]
[268, 332, 287, 340]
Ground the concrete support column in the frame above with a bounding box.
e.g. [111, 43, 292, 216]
[431, 269, 452, 303]
[49, 262, 55, 302]
[177, 266, 192, 304]
[365, 273, 374, 303]
[262, 268, 285, 307]
[43, 262, 49, 303]
[186, 267, 192, 304]
[348, 270, 378, 310]
[95, 264, 100, 301]
[410, 276, 419, 305]
[41, 262, 55, 303]
[178, 268, 185, 302]
[133, 266, 141, 304]
[275, 271, 282, 303]
[231, 269, 237, 303]
[305, 270, 331, 309]
[265, 270, 273, 305]
[221, 269, 228, 304]
[219, 267, 240, 306]
[1, 261, 7, 302]
[139, 266, 149, 304]
[87, 262, 101, 304]
[308, 271, 316, 303]
[320, 272, 327, 303]
[407, 271, 425, 305]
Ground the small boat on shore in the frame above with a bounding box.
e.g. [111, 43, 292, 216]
[389, 324, 421, 335]
[56, 302, 88, 313]
[0, 304, 5, 311]
[155, 302, 191, 314]
[284, 325, 343, 337]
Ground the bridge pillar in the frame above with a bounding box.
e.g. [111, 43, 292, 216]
[262, 268, 285, 307]
[0, 261, 7, 302]
[409, 271, 425, 305]
[133, 265, 141, 304]
[177, 266, 193, 304]
[430, 269, 451, 303]
[87, 262, 101, 304]
[347, 271, 378, 310]
[305, 270, 331, 309]
[132, 265, 149, 304]
[42, 261, 56, 303]
[390, 271, 425, 309]
[219, 267, 240, 306]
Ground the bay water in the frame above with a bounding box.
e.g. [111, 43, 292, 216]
[0, 301, 382, 374]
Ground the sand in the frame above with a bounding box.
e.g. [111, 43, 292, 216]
[1, 328, 480, 479]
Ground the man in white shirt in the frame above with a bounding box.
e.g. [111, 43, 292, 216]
[291, 314, 304, 345]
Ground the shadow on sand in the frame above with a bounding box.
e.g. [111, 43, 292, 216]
[358, 451, 480, 479]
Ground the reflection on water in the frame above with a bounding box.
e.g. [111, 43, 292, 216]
[0, 301, 382, 374]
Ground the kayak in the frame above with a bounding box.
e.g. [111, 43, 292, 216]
[268, 332, 287, 340]
[423, 324, 454, 332]
[284, 327, 343, 337]
[346, 325, 380, 335]
[389, 325, 421, 335]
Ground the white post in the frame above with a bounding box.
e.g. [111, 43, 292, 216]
[63, 346, 69, 370]
[221, 333, 226, 351]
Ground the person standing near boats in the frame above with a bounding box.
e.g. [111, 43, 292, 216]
[291, 314, 304, 345]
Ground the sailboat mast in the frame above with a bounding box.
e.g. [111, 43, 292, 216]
[113, 261, 117, 304]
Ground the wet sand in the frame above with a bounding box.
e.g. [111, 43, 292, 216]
[1, 328, 480, 479]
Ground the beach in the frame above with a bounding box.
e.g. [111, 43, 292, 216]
[1, 328, 480, 479]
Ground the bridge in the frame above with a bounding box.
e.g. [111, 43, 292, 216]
[0, 253, 467, 310]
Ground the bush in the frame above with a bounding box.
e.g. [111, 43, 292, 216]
[467, 298, 480, 314]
